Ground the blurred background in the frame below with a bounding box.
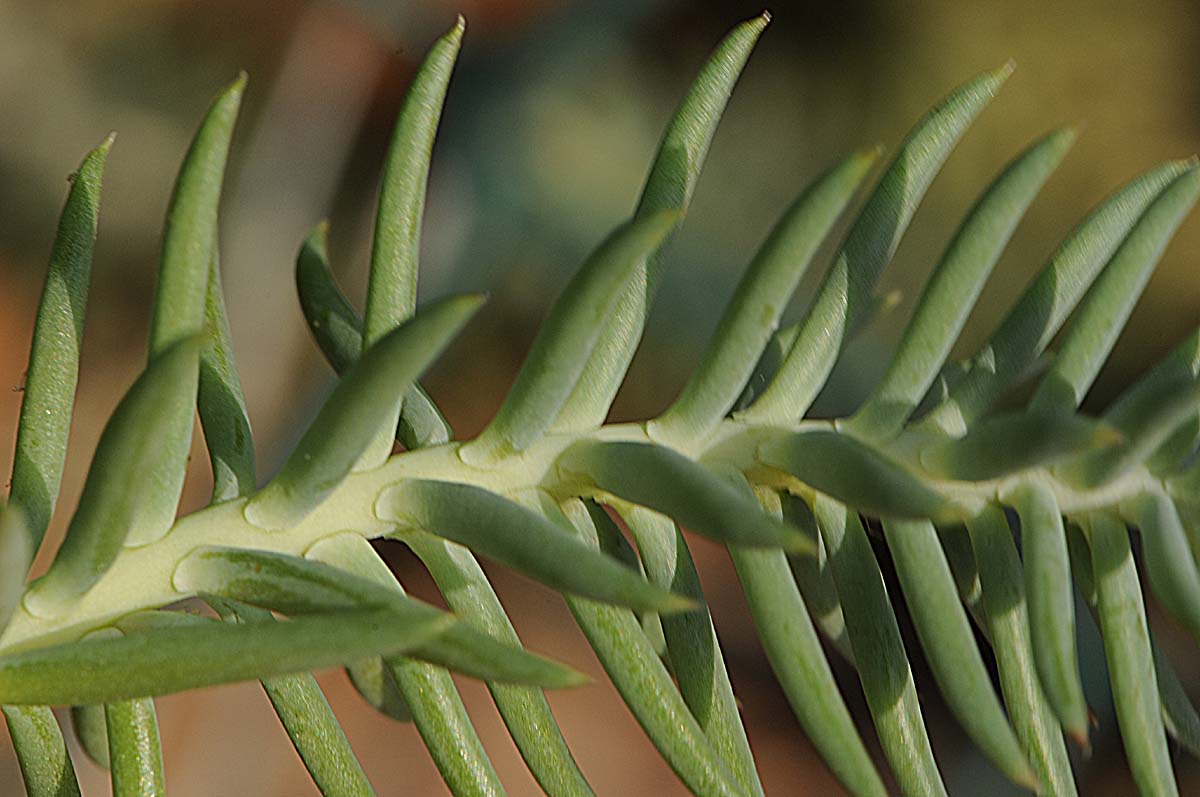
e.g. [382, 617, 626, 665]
[2, 0, 1199, 793]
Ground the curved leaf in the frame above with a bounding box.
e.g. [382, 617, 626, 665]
[2, 705, 81, 797]
[1120, 492, 1200, 641]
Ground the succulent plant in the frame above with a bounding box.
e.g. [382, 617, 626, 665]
[4, 10, 1200, 797]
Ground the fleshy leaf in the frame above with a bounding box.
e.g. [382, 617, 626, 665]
[2, 705, 81, 797]
[1120, 492, 1200, 641]
[461, 211, 678, 464]
[24, 338, 202, 617]
[245, 294, 483, 529]
[0, 505, 32, 632]
[742, 65, 1012, 424]
[1006, 481, 1088, 742]
[71, 704, 109, 770]
[10, 137, 112, 548]
[921, 158, 1195, 433]
[176, 545, 586, 687]
[105, 698, 164, 797]
[552, 13, 770, 432]
[559, 439, 810, 550]
[0, 607, 451, 705]
[849, 127, 1076, 439]
[652, 150, 877, 444]
[379, 479, 691, 614]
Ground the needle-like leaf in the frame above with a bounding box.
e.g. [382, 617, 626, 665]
[882, 517, 1036, 786]
[1120, 492, 1200, 641]
[245, 294, 483, 529]
[2, 705, 81, 797]
[0, 607, 451, 705]
[1006, 481, 1088, 743]
[25, 338, 202, 617]
[461, 211, 678, 464]
[559, 440, 810, 550]
[379, 479, 691, 614]
[105, 698, 164, 797]
[742, 64, 1012, 424]
[1086, 512, 1178, 796]
[10, 137, 111, 549]
[922, 158, 1195, 433]
[0, 505, 32, 632]
[553, 13, 770, 431]
[176, 545, 586, 687]
[811, 496, 948, 797]
[966, 505, 1077, 795]
[652, 149, 877, 444]
[778, 494, 855, 663]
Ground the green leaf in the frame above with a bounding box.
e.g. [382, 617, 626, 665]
[560, 440, 810, 550]
[1120, 493, 1200, 641]
[0, 607, 451, 705]
[777, 494, 855, 663]
[71, 704, 110, 769]
[212, 598, 376, 796]
[552, 13, 770, 432]
[379, 480, 690, 614]
[736, 487, 885, 796]
[741, 65, 1012, 424]
[882, 517, 1035, 786]
[10, 137, 112, 549]
[849, 127, 1076, 439]
[136, 73, 246, 547]
[345, 656, 411, 722]
[652, 149, 877, 444]
[25, 338, 202, 617]
[811, 496, 947, 797]
[1006, 481, 1088, 742]
[461, 211, 678, 464]
[198, 247, 256, 501]
[245, 293, 483, 529]
[1085, 512, 1178, 796]
[966, 505, 1077, 796]
[176, 545, 586, 688]
[1030, 167, 1200, 413]
[918, 410, 1112, 481]
[610, 504, 763, 797]
[105, 698, 165, 797]
[558, 498, 745, 797]
[759, 429, 957, 522]
[405, 534, 593, 797]
[295, 222, 451, 449]
[0, 505, 32, 632]
[2, 705, 81, 797]
[921, 158, 1195, 434]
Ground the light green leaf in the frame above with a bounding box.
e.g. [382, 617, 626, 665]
[1006, 481, 1088, 742]
[105, 698, 164, 797]
[380, 479, 689, 614]
[737, 487, 884, 796]
[1085, 512, 1178, 796]
[1120, 493, 1200, 641]
[405, 534, 593, 797]
[1030, 167, 1200, 413]
[245, 294, 483, 529]
[759, 429, 957, 522]
[882, 517, 1035, 787]
[71, 704, 109, 769]
[461, 211, 678, 464]
[2, 705, 81, 797]
[10, 137, 111, 549]
[25, 338, 202, 617]
[560, 439, 809, 550]
[919, 410, 1111, 481]
[0, 505, 32, 632]
[966, 505, 1077, 795]
[558, 498, 745, 797]
[850, 127, 1076, 439]
[551, 14, 770, 433]
[295, 221, 451, 449]
[611, 504, 763, 797]
[212, 597, 376, 796]
[136, 73, 246, 547]
[197, 247, 256, 502]
[652, 149, 877, 444]
[0, 607, 451, 705]
[777, 494, 854, 663]
[177, 545, 585, 688]
[922, 158, 1195, 434]
[742, 65, 1012, 424]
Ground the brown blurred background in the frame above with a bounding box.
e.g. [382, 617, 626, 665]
[2, 0, 1199, 794]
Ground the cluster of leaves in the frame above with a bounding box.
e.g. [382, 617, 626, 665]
[3, 10, 1200, 797]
